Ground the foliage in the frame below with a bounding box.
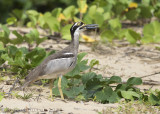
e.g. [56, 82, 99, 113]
[0, 25, 47, 48]
[3, 0, 160, 45]
[0, 39, 52, 78]
[0, 0, 77, 23]
[51, 53, 160, 105]
[142, 21, 160, 43]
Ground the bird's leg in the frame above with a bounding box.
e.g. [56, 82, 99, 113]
[58, 76, 64, 100]
[49, 79, 54, 101]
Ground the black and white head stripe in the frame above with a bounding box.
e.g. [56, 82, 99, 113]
[70, 22, 84, 37]
[71, 22, 84, 31]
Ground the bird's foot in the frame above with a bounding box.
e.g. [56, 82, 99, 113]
[49, 90, 54, 101]
[50, 96, 54, 101]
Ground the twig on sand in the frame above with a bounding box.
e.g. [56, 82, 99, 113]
[6, 78, 20, 95]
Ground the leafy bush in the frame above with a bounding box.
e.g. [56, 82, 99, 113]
[51, 53, 160, 105]
[142, 21, 160, 43]
[0, 46, 47, 77]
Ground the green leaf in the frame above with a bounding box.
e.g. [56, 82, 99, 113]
[61, 76, 68, 89]
[2, 25, 10, 37]
[6, 45, 18, 57]
[85, 77, 102, 91]
[97, 7, 104, 14]
[26, 48, 46, 66]
[93, 12, 104, 27]
[27, 10, 39, 16]
[24, 33, 34, 44]
[26, 10, 39, 27]
[77, 52, 87, 63]
[83, 14, 92, 24]
[43, 12, 60, 32]
[14, 51, 24, 67]
[0, 25, 10, 44]
[88, 5, 97, 18]
[0, 42, 5, 51]
[61, 24, 72, 40]
[95, 90, 107, 102]
[95, 86, 118, 103]
[75, 95, 85, 101]
[82, 72, 97, 84]
[127, 77, 142, 85]
[12, 9, 24, 19]
[104, 86, 119, 103]
[11, 30, 24, 44]
[24, 29, 46, 46]
[142, 21, 160, 43]
[19, 47, 28, 54]
[112, 2, 126, 15]
[107, 76, 122, 84]
[139, 5, 152, 18]
[108, 18, 121, 30]
[125, 29, 141, 44]
[89, 59, 99, 69]
[148, 93, 160, 105]
[52, 8, 62, 18]
[103, 12, 111, 20]
[37, 14, 45, 27]
[100, 30, 115, 42]
[77, 0, 87, 13]
[63, 6, 78, 20]
[119, 29, 128, 39]
[67, 60, 89, 76]
[125, 9, 140, 21]
[36, 36, 47, 46]
[108, 91, 119, 103]
[121, 91, 140, 100]
[1, 54, 14, 63]
[115, 84, 128, 91]
[7, 17, 17, 25]
[63, 85, 84, 99]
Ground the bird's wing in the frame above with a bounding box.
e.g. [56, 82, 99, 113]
[43, 56, 76, 75]
[22, 51, 76, 88]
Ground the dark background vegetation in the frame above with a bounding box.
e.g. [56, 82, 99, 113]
[0, 0, 91, 23]
[0, 0, 142, 23]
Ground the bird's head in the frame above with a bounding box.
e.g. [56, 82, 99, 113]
[70, 22, 98, 38]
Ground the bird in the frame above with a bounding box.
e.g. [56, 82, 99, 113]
[21, 22, 98, 100]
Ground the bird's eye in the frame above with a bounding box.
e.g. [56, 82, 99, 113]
[77, 22, 80, 26]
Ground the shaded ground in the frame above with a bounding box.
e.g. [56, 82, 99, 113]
[0, 27, 160, 113]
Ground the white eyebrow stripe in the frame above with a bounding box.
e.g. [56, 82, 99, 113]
[72, 22, 78, 30]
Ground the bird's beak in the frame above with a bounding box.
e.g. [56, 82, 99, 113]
[80, 24, 99, 30]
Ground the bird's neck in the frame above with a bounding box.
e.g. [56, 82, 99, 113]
[70, 32, 79, 54]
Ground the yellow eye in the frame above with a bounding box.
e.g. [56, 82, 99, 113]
[77, 22, 80, 26]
